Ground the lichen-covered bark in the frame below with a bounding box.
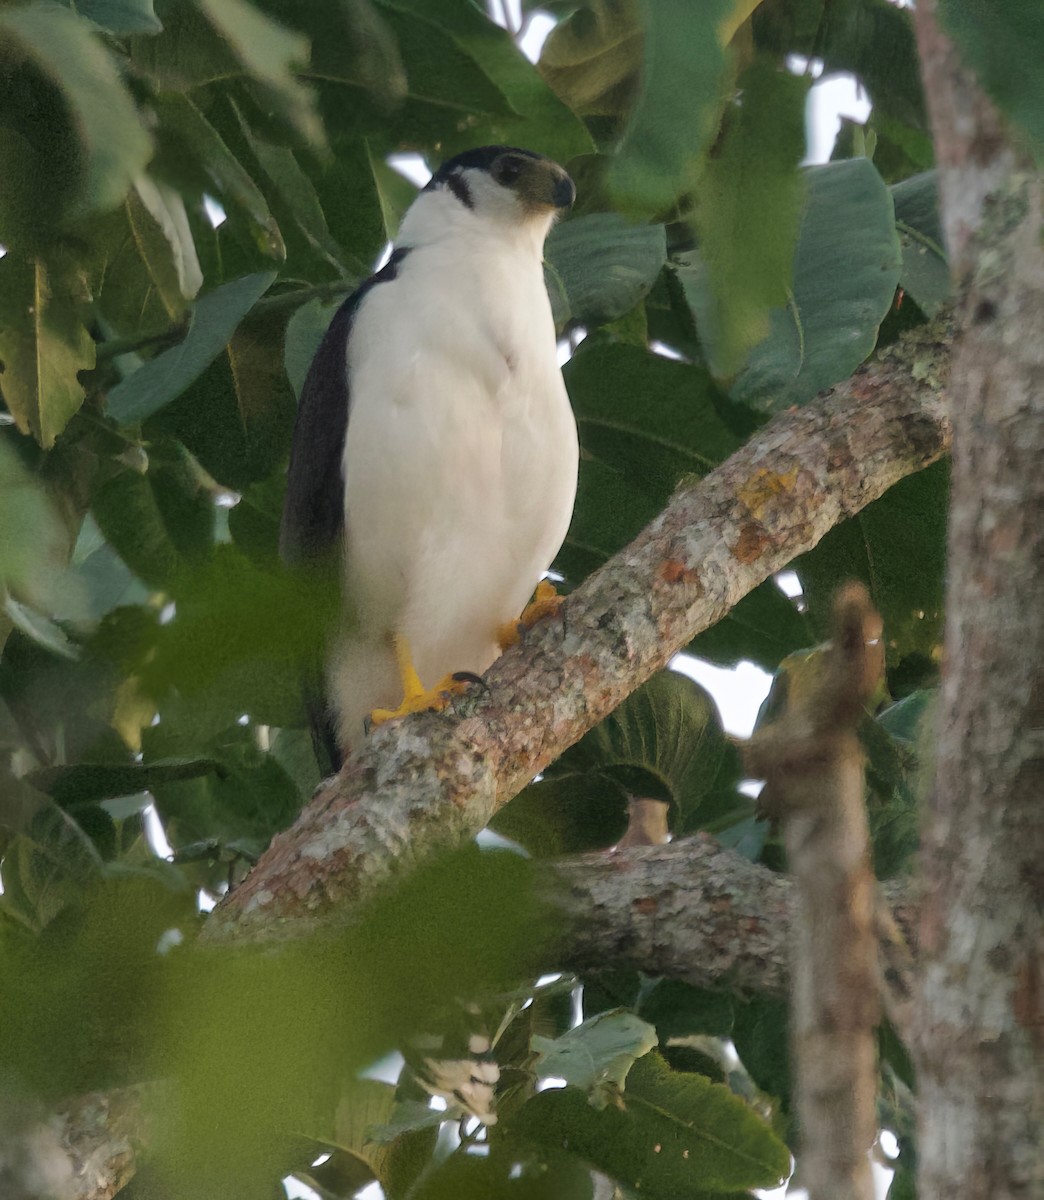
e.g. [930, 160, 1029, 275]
[551, 834, 915, 1014]
[914, 6, 1044, 1197]
[208, 317, 951, 940]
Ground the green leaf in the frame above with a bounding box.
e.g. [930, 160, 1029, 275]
[301, 2, 514, 145]
[407, 1142, 595, 1200]
[538, 0, 643, 119]
[0, 802, 103, 933]
[609, 0, 736, 218]
[753, 0, 927, 132]
[388, 0, 594, 161]
[27, 757, 221, 809]
[68, 0, 163, 35]
[531, 1010, 658, 1106]
[891, 171, 950, 317]
[687, 579, 814, 672]
[0, 435, 75, 613]
[490, 771, 630, 858]
[565, 343, 739, 508]
[0, 3, 152, 243]
[126, 176, 203, 318]
[105, 271, 276, 426]
[864, 690, 935, 878]
[692, 63, 809, 377]
[514, 1052, 790, 1194]
[722, 157, 902, 410]
[545, 214, 666, 330]
[0, 253, 95, 447]
[939, 0, 1044, 157]
[284, 297, 344, 399]
[795, 460, 948, 664]
[146, 300, 296, 491]
[143, 544, 339, 730]
[151, 93, 285, 261]
[232, 103, 348, 275]
[732, 997, 790, 1111]
[638, 981, 735, 1041]
[562, 670, 743, 835]
[499, 670, 743, 854]
[557, 458, 659, 585]
[195, 0, 323, 149]
[142, 716, 302, 859]
[91, 446, 214, 591]
[368, 144, 419, 242]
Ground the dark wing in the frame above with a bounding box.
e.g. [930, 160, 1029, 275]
[280, 249, 410, 772]
[279, 247, 410, 566]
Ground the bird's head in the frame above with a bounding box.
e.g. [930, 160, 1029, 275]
[399, 146, 575, 252]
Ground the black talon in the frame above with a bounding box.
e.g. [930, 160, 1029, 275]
[451, 671, 488, 690]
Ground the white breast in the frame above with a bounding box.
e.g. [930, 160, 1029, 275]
[329, 226, 578, 742]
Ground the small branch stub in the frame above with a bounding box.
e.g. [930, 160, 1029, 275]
[746, 583, 884, 1200]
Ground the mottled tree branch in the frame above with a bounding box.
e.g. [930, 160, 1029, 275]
[44, 840, 917, 1200]
[551, 834, 917, 1020]
[208, 316, 952, 941]
[914, 6, 1044, 1198]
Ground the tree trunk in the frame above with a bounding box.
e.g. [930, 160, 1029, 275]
[914, 5, 1044, 1196]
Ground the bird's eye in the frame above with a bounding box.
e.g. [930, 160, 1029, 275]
[496, 156, 524, 185]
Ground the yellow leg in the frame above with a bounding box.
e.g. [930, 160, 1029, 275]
[370, 635, 471, 727]
[497, 580, 564, 650]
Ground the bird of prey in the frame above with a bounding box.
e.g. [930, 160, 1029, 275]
[280, 146, 579, 767]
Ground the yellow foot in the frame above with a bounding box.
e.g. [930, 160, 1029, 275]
[369, 635, 473, 728]
[497, 580, 564, 650]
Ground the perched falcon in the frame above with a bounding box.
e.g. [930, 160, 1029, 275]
[280, 146, 579, 767]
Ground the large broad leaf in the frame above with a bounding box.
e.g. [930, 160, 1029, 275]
[125, 175, 203, 318]
[565, 343, 738, 507]
[63, 0, 162, 35]
[794, 460, 948, 666]
[105, 271, 276, 426]
[0, 436, 75, 613]
[231, 102, 349, 277]
[556, 458, 659, 586]
[692, 63, 808, 377]
[891, 171, 951, 317]
[545, 214, 666, 330]
[514, 1052, 790, 1194]
[555, 343, 736, 586]
[404, 1141, 594, 1200]
[731, 996, 791, 1111]
[687, 580, 814, 673]
[0, 253, 95, 447]
[388, 0, 594, 162]
[712, 157, 901, 410]
[151, 93, 285, 261]
[146, 302, 297, 491]
[0, 3, 152, 244]
[538, 0, 643, 119]
[142, 714, 303, 861]
[195, 0, 323, 149]
[940, 0, 1044, 157]
[495, 671, 742, 853]
[753, 0, 927, 132]
[609, 0, 737, 218]
[283, 296, 345, 400]
[297, 1, 515, 146]
[865, 689, 935, 878]
[91, 441, 215, 590]
[142, 544, 339, 730]
[531, 1010, 658, 1107]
